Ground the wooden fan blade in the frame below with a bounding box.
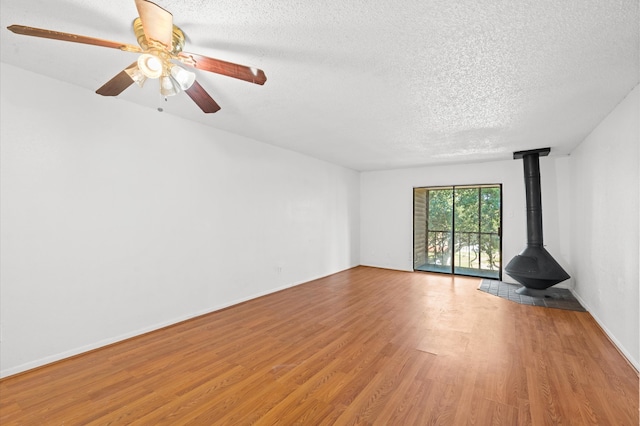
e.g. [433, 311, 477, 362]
[179, 52, 267, 85]
[185, 81, 221, 113]
[96, 62, 138, 96]
[134, 0, 173, 49]
[7, 25, 140, 51]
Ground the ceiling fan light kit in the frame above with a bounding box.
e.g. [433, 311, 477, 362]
[6, 0, 267, 113]
[137, 53, 163, 79]
[160, 75, 179, 96]
[125, 65, 147, 87]
[170, 65, 196, 90]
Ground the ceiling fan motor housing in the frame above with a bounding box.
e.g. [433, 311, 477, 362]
[133, 17, 185, 54]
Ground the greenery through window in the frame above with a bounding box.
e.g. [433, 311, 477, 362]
[413, 185, 502, 279]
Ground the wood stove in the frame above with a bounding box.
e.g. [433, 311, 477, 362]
[505, 148, 570, 290]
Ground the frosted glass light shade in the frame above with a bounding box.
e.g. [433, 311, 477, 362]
[125, 65, 147, 87]
[137, 54, 163, 79]
[160, 75, 180, 96]
[170, 65, 196, 90]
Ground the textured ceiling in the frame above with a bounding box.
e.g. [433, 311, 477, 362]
[1, 0, 638, 170]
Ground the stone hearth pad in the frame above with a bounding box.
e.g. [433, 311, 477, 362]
[478, 279, 586, 312]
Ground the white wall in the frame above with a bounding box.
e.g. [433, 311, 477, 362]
[0, 63, 360, 377]
[360, 156, 572, 285]
[569, 85, 639, 370]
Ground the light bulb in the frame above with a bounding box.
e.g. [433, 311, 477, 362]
[170, 65, 196, 90]
[160, 76, 180, 96]
[137, 53, 163, 79]
[125, 65, 147, 87]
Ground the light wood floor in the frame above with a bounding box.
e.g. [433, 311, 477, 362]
[1, 266, 637, 425]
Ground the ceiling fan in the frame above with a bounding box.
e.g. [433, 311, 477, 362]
[7, 0, 267, 113]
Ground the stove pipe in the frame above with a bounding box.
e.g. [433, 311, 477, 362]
[505, 148, 570, 289]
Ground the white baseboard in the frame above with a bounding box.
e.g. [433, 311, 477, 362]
[0, 269, 350, 379]
[570, 289, 639, 373]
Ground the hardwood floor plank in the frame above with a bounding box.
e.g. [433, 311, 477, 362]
[0, 266, 637, 425]
[373, 349, 432, 424]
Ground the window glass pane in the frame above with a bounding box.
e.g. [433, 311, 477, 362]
[454, 188, 479, 233]
[414, 185, 500, 279]
[426, 188, 453, 272]
[479, 186, 501, 272]
[480, 187, 500, 233]
[427, 189, 452, 231]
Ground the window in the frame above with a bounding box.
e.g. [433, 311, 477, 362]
[413, 185, 502, 279]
